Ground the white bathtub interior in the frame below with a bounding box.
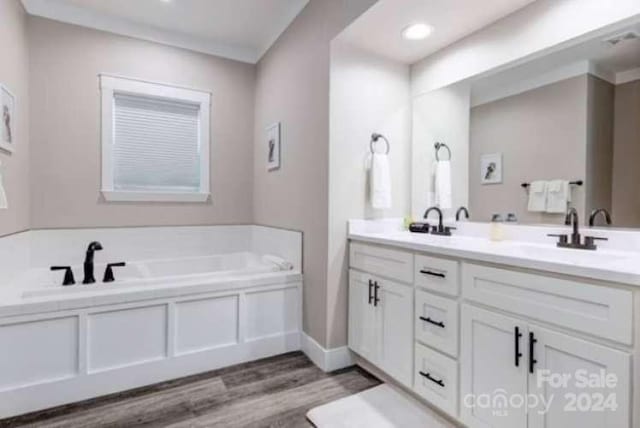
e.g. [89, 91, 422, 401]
[0, 225, 302, 301]
[19, 252, 294, 299]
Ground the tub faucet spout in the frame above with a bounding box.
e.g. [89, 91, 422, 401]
[83, 241, 103, 284]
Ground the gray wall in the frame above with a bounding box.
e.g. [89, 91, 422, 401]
[253, 0, 376, 348]
[28, 17, 256, 229]
[0, 0, 30, 237]
[469, 76, 589, 224]
[612, 79, 640, 227]
[585, 76, 614, 217]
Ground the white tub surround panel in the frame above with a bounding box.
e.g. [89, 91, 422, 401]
[0, 231, 30, 287]
[250, 225, 303, 272]
[0, 280, 302, 419]
[348, 219, 639, 427]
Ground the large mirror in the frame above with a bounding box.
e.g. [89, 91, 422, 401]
[412, 21, 640, 228]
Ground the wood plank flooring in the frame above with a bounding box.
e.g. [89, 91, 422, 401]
[0, 352, 381, 428]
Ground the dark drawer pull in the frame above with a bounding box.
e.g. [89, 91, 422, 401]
[514, 326, 523, 367]
[529, 332, 538, 374]
[419, 269, 446, 279]
[419, 316, 445, 328]
[373, 281, 380, 307]
[419, 371, 445, 388]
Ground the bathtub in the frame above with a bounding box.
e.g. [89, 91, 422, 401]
[0, 225, 303, 419]
[17, 252, 294, 299]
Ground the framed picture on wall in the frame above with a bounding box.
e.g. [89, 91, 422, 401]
[481, 153, 502, 184]
[0, 85, 16, 154]
[266, 122, 281, 171]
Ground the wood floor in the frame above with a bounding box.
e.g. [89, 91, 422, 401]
[0, 352, 381, 428]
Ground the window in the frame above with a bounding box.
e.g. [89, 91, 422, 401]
[100, 75, 211, 202]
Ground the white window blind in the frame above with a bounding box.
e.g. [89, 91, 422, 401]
[100, 75, 211, 203]
[113, 93, 201, 193]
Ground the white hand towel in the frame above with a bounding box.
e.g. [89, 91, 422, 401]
[527, 180, 547, 212]
[546, 180, 571, 213]
[435, 160, 452, 210]
[370, 153, 391, 209]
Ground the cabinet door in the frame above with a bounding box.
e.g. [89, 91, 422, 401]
[461, 304, 528, 428]
[348, 270, 377, 362]
[377, 277, 413, 387]
[527, 325, 631, 428]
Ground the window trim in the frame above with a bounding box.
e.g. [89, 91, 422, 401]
[99, 74, 211, 203]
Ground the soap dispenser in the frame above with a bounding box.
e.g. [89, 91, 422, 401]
[490, 214, 505, 242]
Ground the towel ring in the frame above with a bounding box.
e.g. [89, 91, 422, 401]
[435, 142, 451, 161]
[370, 133, 390, 154]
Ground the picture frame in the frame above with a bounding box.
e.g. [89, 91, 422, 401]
[0, 84, 16, 154]
[266, 122, 281, 171]
[481, 153, 502, 184]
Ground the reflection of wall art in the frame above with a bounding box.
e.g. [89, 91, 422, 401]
[481, 153, 502, 184]
[0, 85, 16, 154]
[266, 122, 281, 171]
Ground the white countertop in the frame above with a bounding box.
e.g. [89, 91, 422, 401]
[349, 229, 640, 287]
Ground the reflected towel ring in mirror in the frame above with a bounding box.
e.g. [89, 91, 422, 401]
[435, 142, 451, 161]
[370, 133, 390, 154]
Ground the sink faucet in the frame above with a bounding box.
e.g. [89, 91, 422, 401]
[548, 208, 608, 250]
[455, 206, 469, 221]
[424, 207, 455, 236]
[589, 208, 612, 227]
[83, 241, 103, 284]
[565, 207, 581, 245]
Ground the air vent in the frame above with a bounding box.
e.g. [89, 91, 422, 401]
[604, 31, 640, 46]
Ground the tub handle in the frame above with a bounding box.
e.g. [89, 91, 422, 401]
[51, 266, 75, 286]
[103, 262, 126, 283]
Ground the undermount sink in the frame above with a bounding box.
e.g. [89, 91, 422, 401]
[510, 243, 628, 265]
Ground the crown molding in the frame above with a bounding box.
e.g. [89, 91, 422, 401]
[21, 0, 271, 63]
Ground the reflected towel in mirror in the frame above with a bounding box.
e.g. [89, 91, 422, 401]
[371, 153, 391, 209]
[546, 180, 571, 213]
[527, 180, 547, 212]
[435, 160, 452, 210]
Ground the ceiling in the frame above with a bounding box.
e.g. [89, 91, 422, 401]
[21, 0, 309, 63]
[337, 0, 537, 64]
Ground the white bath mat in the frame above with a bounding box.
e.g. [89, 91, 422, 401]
[306, 384, 454, 428]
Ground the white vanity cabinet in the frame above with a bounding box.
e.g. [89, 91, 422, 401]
[461, 305, 631, 428]
[460, 305, 529, 428]
[348, 269, 413, 386]
[348, 239, 637, 428]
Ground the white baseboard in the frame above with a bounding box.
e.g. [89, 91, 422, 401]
[301, 332, 354, 372]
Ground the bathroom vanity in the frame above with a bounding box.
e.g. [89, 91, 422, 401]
[348, 220, 640, 428]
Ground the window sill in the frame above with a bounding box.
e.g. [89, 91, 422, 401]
[102, 190, 210, 203]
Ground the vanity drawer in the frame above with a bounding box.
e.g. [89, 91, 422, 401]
[349, 243, 413, 284]
[414, 342, 458, 417]
[414, 254, 459, 296]
[462, 263, 633, 345]
[415, 290, 458, 357]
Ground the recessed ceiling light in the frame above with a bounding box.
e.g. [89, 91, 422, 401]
[402, 23, 433, 41]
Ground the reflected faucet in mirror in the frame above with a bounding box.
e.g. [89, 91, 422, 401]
[456, 206, 469, 222]
[589, 208, 612, 227]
